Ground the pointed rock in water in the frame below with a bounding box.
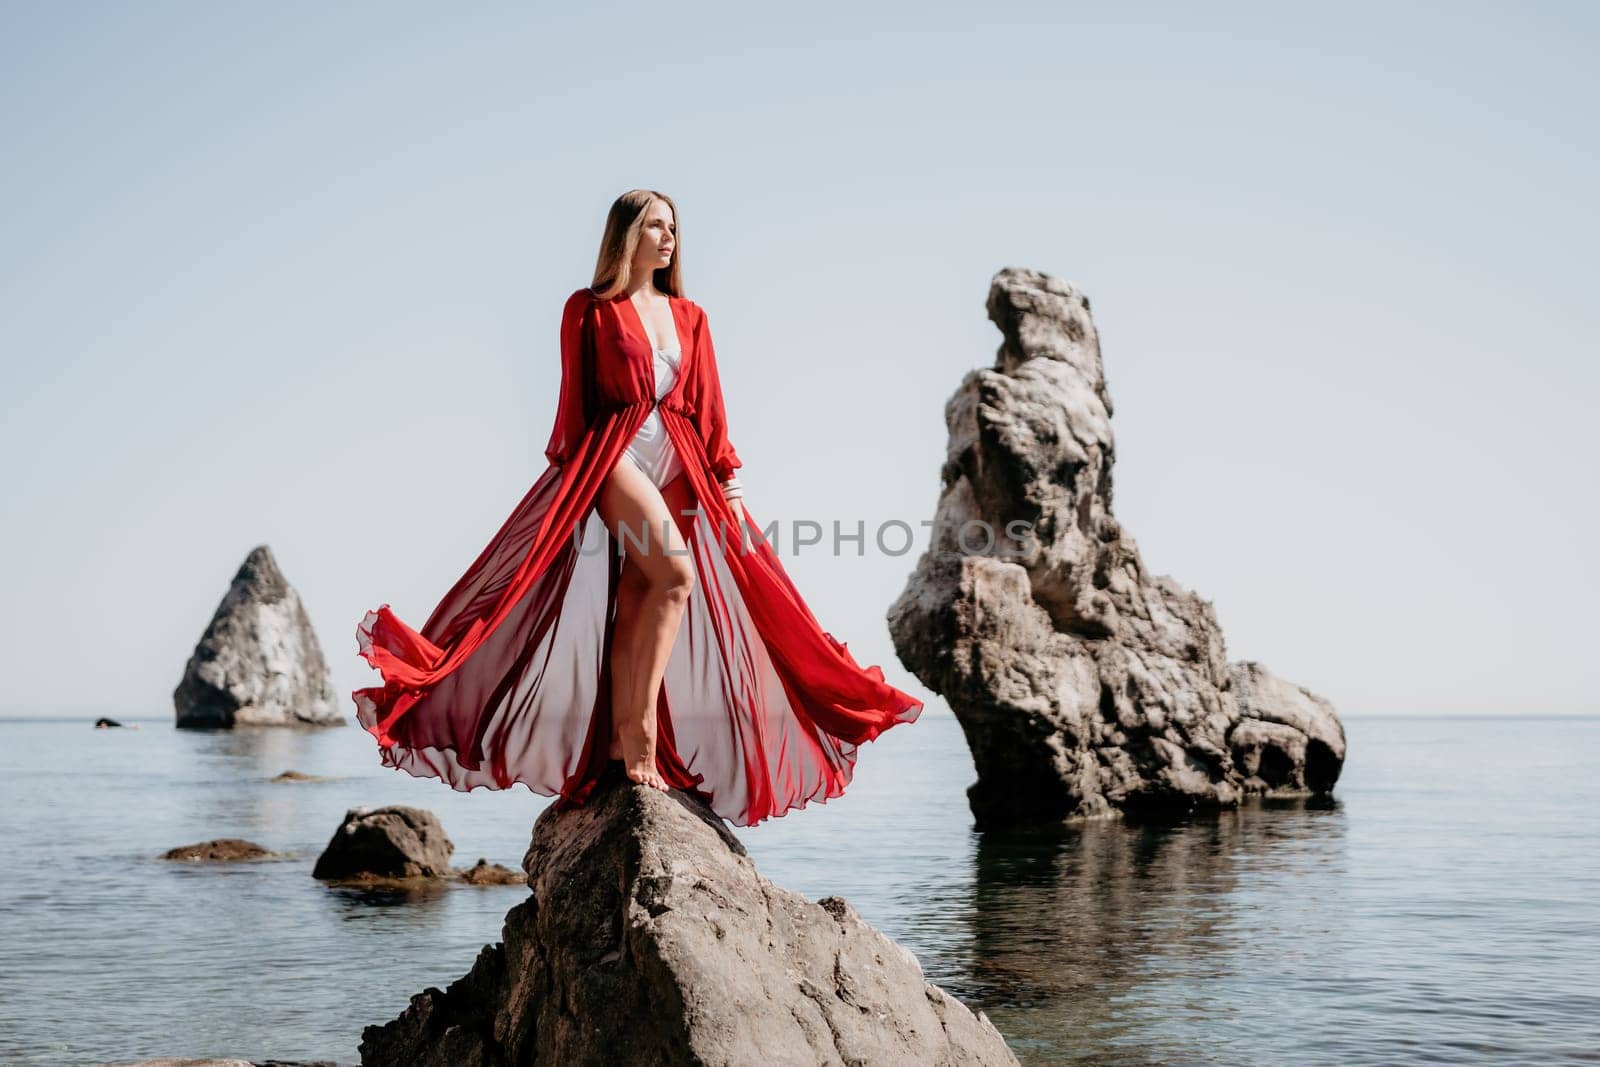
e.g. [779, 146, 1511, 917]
[888, 267, 1347, 827]
[174, 545, 342, 728]
[359, 764, 1020, 1066]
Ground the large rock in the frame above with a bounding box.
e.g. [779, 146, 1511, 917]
[888, 267, 1346, 828]
[359, 764, 1018, 1066]
[174, 545, 341, 728]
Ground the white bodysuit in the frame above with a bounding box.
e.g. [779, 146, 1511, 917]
[621, 340, 686, 489]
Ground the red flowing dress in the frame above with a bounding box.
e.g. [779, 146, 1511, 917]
[353, 287, 924, 826]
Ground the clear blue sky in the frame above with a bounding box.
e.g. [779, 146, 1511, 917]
[2, 2, 1594, 719]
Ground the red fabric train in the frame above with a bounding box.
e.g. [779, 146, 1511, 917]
[353, 287, 923, 826]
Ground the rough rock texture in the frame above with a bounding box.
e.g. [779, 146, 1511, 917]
[888, 267, 1346, 828]
[174, 545, 342, 728]
[359, 763, 1018, 1066]
[313, 806, 455, 881]
[1228, 660, 1346, 794]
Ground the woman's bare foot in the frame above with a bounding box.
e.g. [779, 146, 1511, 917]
[611, 721, 668, 791]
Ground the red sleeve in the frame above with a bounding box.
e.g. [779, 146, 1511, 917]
[544, 288, 595, 466]
[691, 305, 744, 482]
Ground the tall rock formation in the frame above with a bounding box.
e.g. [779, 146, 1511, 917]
[888, 268, 1345, 828]
[174, 545, 342, 728]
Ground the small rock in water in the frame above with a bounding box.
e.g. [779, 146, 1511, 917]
[160, 839, 278, 862]
[456, 857, 523, 885]
[312, 805, 454, 882]
[94, 716, 124, 728]
[270, 769, 321, 783]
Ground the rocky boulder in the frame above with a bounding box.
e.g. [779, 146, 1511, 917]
[888, 267, 1346, 828]
[174, 545, 341, 728]
[359, 763, 1018, 1066]
[1229, 660, 1345, 794]
[312, 807, 525, 887]
[313, 806, 455, 882]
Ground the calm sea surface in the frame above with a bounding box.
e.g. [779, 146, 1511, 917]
[1, 714, 1596, 1066]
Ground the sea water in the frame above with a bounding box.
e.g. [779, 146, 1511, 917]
[1, 714, 1596, 1066]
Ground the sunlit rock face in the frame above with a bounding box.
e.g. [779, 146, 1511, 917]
[889, 267, 1345, 828]
[174, 544, 341, 728]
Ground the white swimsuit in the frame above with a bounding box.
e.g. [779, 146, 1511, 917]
[622, 341, 686, 489]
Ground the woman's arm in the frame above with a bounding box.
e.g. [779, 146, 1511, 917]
[691, 306, 745, 496]
[544, 288, 594, 467]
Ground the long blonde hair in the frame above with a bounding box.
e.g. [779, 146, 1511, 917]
[589, 189, 684, 299]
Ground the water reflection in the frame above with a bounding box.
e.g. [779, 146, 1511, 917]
[322, 881, 458, 911]
[188, 723, 341, 775]
[182, 726, 353, 841]
[952, 800, 1349, 1066]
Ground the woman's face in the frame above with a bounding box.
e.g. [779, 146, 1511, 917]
[634, 201, 676, 274]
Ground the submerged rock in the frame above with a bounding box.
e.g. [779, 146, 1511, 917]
[359, 763, 1019, 1066]
[888, 267, 1346, 828]
[457, 857, 523, 885]
[174, 545, 342, 728]
[160, 839, 280, 862]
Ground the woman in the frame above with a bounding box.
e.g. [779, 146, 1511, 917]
[354, 189, 922, 827]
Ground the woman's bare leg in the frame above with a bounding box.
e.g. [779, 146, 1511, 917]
[596, 458, 695, 791]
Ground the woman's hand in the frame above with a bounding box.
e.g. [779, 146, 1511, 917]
[719, 476, 750, 552]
